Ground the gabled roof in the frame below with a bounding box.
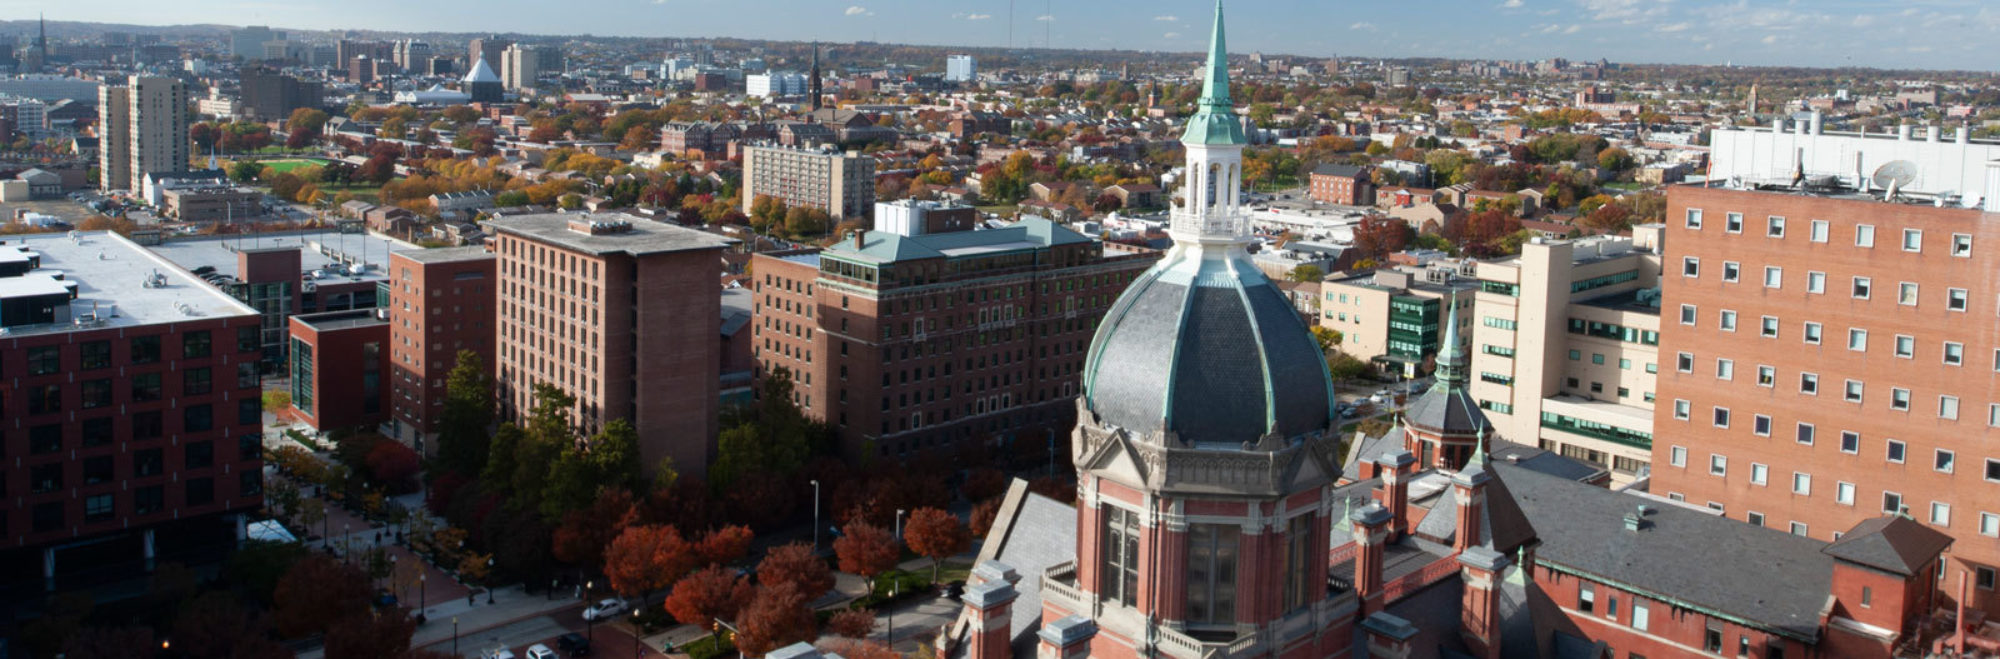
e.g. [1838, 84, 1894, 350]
[1411, 457, 1537, 555]
[1312, 163, 1368, 178]
[1820, 516, 1954, 576]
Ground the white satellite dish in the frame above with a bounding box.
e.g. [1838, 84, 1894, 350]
[1872, 160, 1918, 199]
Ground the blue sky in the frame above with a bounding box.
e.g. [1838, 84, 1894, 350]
[9, 0, 1995, 71]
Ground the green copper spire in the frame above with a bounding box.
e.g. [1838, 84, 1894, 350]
[1434, 297, 1466, 384]
[1180, 0, 1247, 146]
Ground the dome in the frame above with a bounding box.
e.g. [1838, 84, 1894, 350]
[1080, 246, 1334, 445]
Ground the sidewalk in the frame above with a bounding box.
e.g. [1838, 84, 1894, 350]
[409, 584, 582, 648]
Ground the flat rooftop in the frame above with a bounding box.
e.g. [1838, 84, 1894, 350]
[0, 231, 257, 335]
[394, 245, 495, 264]
[483, 213, 736, 256]
[147, 229, 419, 284]
[292, 308, 388, 332]
[1578, 288, 1661, 315]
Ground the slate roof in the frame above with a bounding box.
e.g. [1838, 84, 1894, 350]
[977, 481, 1078, 655]
[1404, 384, 1485, 436]
[1312, 163, 1369, 178]
[1487, 441, 1609, 483]
[1411, 459, 1537, 555]
[1495, 462, 1834, 640]
[1820, 516, 1954, 576]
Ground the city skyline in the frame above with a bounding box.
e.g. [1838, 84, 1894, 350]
[1, 0, 1995, 72]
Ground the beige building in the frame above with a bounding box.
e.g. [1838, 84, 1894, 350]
[501, 44, 540, 90]
[1468, 227, 1664, 484]
[1319, 264, 1476, 377]
[98, 76, 189, 194]
[741, 145, 875, 221]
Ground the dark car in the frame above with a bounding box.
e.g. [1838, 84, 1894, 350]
[556, 632, 591, 656]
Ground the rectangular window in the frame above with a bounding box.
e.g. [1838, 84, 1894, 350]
[1763, 266, 1782, 288]
[1804, 322, 1822, 344]
[1760, 316, 1779, 338]
[1685, 208, 1703, 229]
[1102, 506, 1140, 607]
[1847, 328, 1868, 352]
[1952, 233, 1972, 257]
[1841, 431, 1859, 454]
[1981, 512, 1999, 537]
[1844, 380, 1864, 403]
[1800, 373, 1818, 394]
[1935, 449, 1955, 474]
[1895, 335, 1916, 358]
[1792, 472, 1811, 495]
[1810, 219, 1829, 242]
[1719, 310, 1737, 331]
[1705, 621, 1724, 652]
[1852, 277, 1871, 299]
[1887, 440, 1906, 464]
[183, 330, 212, 358]
[1716, 359, 1734, 380]
[1945, 342, 1964, 366]
[1750, 463, 1769, 485]
[1185, 523, 1239, 625]
[1807, 271, 1825, 294]
[1892, 388, 1911, 410]
[1856, 224, 1875, 247]
[80, 341, 111, 369]
[130, 335, 161, 364]
[1796, 423, 1815, 445]
[1767, 215, 1786, 237]
[1710, 454, 1728, 476]
[1682, 257, 1700, 277]
[1726, 212, 1744, 233]
[1722, 262, 1740, 282]
[1677, 352, 1694, 372]
[1679, 304, 1696, 325]
[1790, 522, 1809, 537]
[1932, 502, 1951, 526]
[1900, 282, 1921, 306]
[183, 367, 212, 396]
[27, 345, 60, 375]
[1940, 395, 1960, 420]
[185, 477, 215, 507]
[1672, 399, 1692, 420]
[1989, 459, 2000, 483]
[1837, 482, 1856, 505]
[1713, 407, 1731, 428]
[81, 378, 112, 408]
[1670, 446, 1687, 467]
[1753, 415, 1772, 437]
[1903, 228, 1923, 252]
[1757, 365, 1775, 387]
[1948, 288, 1968, 311]
[1578, 582, 1595, 614]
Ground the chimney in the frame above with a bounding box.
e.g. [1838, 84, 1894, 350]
[1958, 124, 1971, 145]
[1378, 449, 1417, 542]
[1037, 615, 1097, 659]
[1456, 546, 1511, 659]
[962, 575, 1019, 659]
[1352, 502, 1395, 615]
[853, 228, 866, 249]
[1898, 124, 1913, 141]
[1450, 463, 1490, 555]
[1361, 612, 1420, 659]
[1809, 110, 1823, 135]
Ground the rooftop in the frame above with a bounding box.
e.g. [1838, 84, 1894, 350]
[828, 216, 1092, 265]
[148, 230, 418, 284]
[393, 245, 495, 265]
[292, 308, 387, 332]
[0, 231, 256, 335]
[484, 213, 735, 256]
[1577, 287, 1662, 315]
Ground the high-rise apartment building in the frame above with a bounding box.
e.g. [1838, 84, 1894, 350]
[468, 37, 511, 74]
[0, 232, 264, 594]
[749, 211, 1159, 459]
[741, 144, 875, 221]
[230, 26, 284, 59]
[384, 246, 496, 455]
[392, 40, 432, 73]
[238, 69, 322, 122]
[98, 76, 188, 194]
[944, 54, 976, 83]
[1654, 121, 2000, 614]
[501, 44, 541, 90]
[487, 213, 733, 476]
[1469, 230, 1664, 485]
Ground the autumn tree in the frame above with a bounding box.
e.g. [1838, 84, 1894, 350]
[272, 555, 372, 638]
[696, 524, 755, 567]
[903, 507, 970, 583]
[1288, 264, 1325, 282]
[969, 498, 1003, 538]
[553, 488, 638, 570]
[662, 566, 755, 634]
[833, 522, 900, 590]
[323, 609, 421, 659]
[756, 542, 834, 600]
[1351, 216, 1413, 260]
[1311, 326, 1344, 353]
[959, 467, 1007, 503]
[603, 525, 695, 599]
[827, 609, 877, 639]
[436, 350, 493, 478]
[734, 583, 816, 657]
[823, 639, 899, 659]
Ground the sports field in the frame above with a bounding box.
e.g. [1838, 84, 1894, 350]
[255, 158, 336, 173]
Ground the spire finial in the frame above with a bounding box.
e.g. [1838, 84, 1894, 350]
[1434, 296, 1467, 384]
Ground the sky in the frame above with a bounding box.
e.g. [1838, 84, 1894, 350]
[6, 0, 1996, 72]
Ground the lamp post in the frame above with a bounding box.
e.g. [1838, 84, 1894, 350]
[809, 480, 821, 554]
[486, 558, 495, 604]
[419, 572, 427, 615]
[895, 509, 907, 540]
[586, 580, 597, 644]
[452, 617, 459, 656]
[632, 608, 644, 659]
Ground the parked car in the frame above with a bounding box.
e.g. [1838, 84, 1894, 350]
[581, 598, 629, 621]
[556, 632, 592, 656]
[480, 643, 516, 659]
[525, 644, 559, 659]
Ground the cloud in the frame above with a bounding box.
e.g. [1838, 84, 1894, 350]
[1349, 21, 1378, 31]
[1153, 15, 1178, 21]
[1657, 22, 1690, 32]
[1035, 14, 1054, 21]
[1761, 34, 1779, 44]
[1501, 0, 1524, 7]
[967, 13, 991, 20]
[1576, 0, 1671, 24]
[1563, 23, 1582, 33]
[843, 5, 867, 15]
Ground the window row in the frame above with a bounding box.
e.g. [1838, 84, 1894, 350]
[1684, 209, 1973, 257]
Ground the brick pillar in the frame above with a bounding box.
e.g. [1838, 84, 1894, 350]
[1351, 502, 1393, 614]
[1037, 614, 1096, 659]
[1360, 612, 1419, 659]
[1450, 464, 1489, 555]
[1379, 449, 1416, 542]
[1457, 546, 1510, 659]
[963, 578, 1019, 659]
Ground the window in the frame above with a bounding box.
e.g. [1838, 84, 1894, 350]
[1856, 224, 1875, 247]
[1685, 208, 1703, 229]
[1895, 335, 1916, 358]
[1887, 440, 1906, 463]
[1790, 522, 1809, 537]
[1796, 423, 1815, 445]
[1989, 459, 2000, 482]
[1852, 276, 1871, 299]
[1952, 233, 1972, 257]
[1862, 586, 1875, 607]
[130, 335, 161, 364]
[1981, 512, 1999, 537]
[31, 463, 62, 493]
[1747, 511, 1766, 526]
[1801, 373, 1819, 394]
[1719, 311, 1737, 331]
[83, 418, 113, 447]
[1945, 342, 1964, 366]
[1674, 400, 1691, 420]
[30, 424, 61, 454]
[133, 485, 163, 516]
[1753, 415, 1772, 436]
[1948, 288, 1968, 311]
[1722, 262, 1740, 282]
[1710, 454, 1728, 476]
[1807, 271, 1825, 294]
[1810, 219, 1829, 242]
[1837, 482, 1856, 506]
[185, 477, 215, 507]
[84, 494, 114, 523]
[1900, 282, 1920, 306]
[1891, 388, 1910, 410]
[1885, 492, 1906, 515]
[1844, 380, 1864, 403]
[1569, 349, 1582, 361]
[1682, 257, 1700, 277]
[1767, 215, 1786, 237]
[1715, 359, 1734, 380]
[1760, 316, 1779, 338]
[1705, 621, 1724, 652]
[1931, 502, 1951, 526]
[1713, 407, 1731, 428]
[1670, 446, 1687, 467]
[1757, 365, 1775, 387]
[1940, 396, 1960, 420]
[1763, 267, 1782, 288]
[81, 379, 112, 408]
[1847, 328, 1868, 352]
[1903, 228, 1923, 252]
[1578, 582, 1596, 613]
[1841, 431, 1860, 454]
[132, 372, 163, 402]
[1281, 515, 1314, 612]
[1101, 506, 1140, 607]
[27, 346, 59, 375]
[1592, 353, 1606, 365]
[184, 405, 214, 433]
[1677, 352, 1694, 372]
[184, 367, 212, 396]
[1979, 567, 1996, 591]
[1792, 472, 1812, 495]
[183, 330, 211, 358]
[80, 341, 110, 369]
[1726, 212, 1744, 233]
[1750, 463, 1769, 485]
[83, 456, 113, 485]
[1185, 523, 1239, 625]
[185, 441, 214, 469]
[1804, 322, 1822, 344]
[1679, 304, 1697, 325]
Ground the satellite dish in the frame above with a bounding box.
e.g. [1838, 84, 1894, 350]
[1872, 160, 1918, 199]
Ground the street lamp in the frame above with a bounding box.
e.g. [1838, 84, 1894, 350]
[586, 581, 597, 644]
[632, 608, 644, 659]
[486, 558, 496, 604]
[895, 509, 907, 540]
[452, 617, 459, 656]
[809, 480, 821, 553]
[419, 572, 427, 614]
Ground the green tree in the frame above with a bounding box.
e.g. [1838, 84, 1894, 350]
[1310, 326, 1343, 353]
[711, 368, 817, 488]
[1597, 147, 1634, 172]
[1288, 264, 1325, 283]
[286, 107, 330, 135]
[1327, 350, 1370, 382]
[437, 350, 494, 478]
[540, 418, 643, 521]
[230, 160, 263, 183]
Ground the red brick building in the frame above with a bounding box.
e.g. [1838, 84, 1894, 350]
[487, 213, 733, 476]
[749, 217, 1158, 460]
[287, 309, 389, 432]
[1655, 182, 2000, 615]
[1310, 163, 1374, 206]
[0, 232, 264, 596]
[384, 246, 496, 455]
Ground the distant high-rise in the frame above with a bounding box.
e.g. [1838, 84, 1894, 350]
[468, 36, 511, 73]
[945, 54, 977, 83]
[392, 40, 432, 73]
[239, 69, 323, 121]
[98, 75, 188, 194]
[500, 44, 540, 90]
[230, 26, 284, 60]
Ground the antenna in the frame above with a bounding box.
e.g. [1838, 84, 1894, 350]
[1871, 160, 1918, 200]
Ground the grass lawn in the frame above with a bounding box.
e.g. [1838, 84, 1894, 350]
[257, 158, 337, 174]
[977, 204, 1019, 217]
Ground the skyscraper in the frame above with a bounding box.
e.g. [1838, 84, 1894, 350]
[945, 54, 976, 83]
[98, 76, 188, 194]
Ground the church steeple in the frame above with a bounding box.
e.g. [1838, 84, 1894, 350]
[1179, 0, 1247, 147]
[808, 42, 824, 112]
[1434, 297, 1467, 385]
[1170, 0, 1250, 242]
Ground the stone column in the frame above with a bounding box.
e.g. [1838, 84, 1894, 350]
[963, 579, 1019, 659]
[1379, 450, 1416, 542]
[1351, 502, 1393, 615]
[1450, 466, 1489, 555]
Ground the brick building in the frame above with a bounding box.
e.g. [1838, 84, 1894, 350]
[1655, 181, 2000, 615]
[487, 213, 733, 476]
[659, 121, 741, 155]
[287, 309, 389, 432]
[748, 216, 1158, 459]
[740, 144, 875, 221]
[384, 246, 496, 454]
[0, 232, 264, 598]
[1309, 163, 1373, 206]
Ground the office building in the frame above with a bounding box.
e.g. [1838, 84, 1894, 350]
[750, 214, 1157, 458]
[0, 232, 264, 595]
[487, 213, 733, 476]
[468, 36, 511, 73]
[287, 309, 389, 433]
[159, 185, 262, 222]
[740, 144, 875, 221]
[384, 246, 496, 454]
[149, 231, 406, 371]
[230, 25, 284, 59]
[944, 54, 976, 83]
[392, 40, 432, 73]
[500, 44, 541, 90]
[745, 72, 806, 99]
[1469, 230, 1664, 485]
[98, 76, 188, 194]
[238, 69, 323, 122]
[1321, 264, 1477, 377]
[1654, 138, 2000, 614]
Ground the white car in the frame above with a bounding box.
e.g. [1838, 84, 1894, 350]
[524, 644, 559, 659]
[581, 597, 629, 621]
[480, 644, 516, 659]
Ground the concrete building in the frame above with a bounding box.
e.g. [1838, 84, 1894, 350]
[0, 232, 263, 597]
[741, 144, 875, 221]
[745, 72, 806, 99]
[1469, 230, 1665, 485]
[159, 185, 262, 222]
[487, 213, 734, 476]
[945, 54, 977, 83]
[238, 70, 322, 122]
[1655, 172, 2000, 615]
[1321, 264, 1477, 377]
[287, 309, 389, 433]
[872, 199, 976, 237]
[500, 44, 541, 90]
[384, 246, 496, 455]
[749, 217, 1157, 459]
[98, 76, 189, 194]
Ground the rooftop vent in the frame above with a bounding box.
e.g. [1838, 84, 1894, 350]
[568, 218, 633, 235]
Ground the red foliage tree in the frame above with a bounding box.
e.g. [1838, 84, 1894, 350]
[733, 584, 816, 657]
[823, 639, 899, 659]
[364, 441, 422, 494]
[271, 555, 372, 638]
[959, 467, 1008, 503]
[903, 507, 971, 583]
[553, 488, 638, 569]
[603, 524, 696, 599]
[323, 609, 420, 659]
[833, 522, 900, 590]
[969, 498, 1003, 539]
[755, 542, 834, 600]
[424, 471, 469, 515]
[696, 525, 755, 567]
[826, 609, 877, 639]
[662, 565, 754, 630]
[1352, 215, 1413, 260]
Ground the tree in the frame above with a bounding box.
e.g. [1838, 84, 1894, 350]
[172, 592, 291, 659]
[58, 626, 156, 659]
[324, 609, 421, 659]
[271, 555, 372, 638]
[969, 498, 1002, 538]
[603, 525, 695, 599]
[1288, 264, 1325, 283]
[696, 525, 755, 567]
[833, 522, 900, 590]
[662, 565, 755, 632]
[1597, 146, 1634, 172]
[287, 108, 331, 135]
[365, 440, 422, 494]
[1352, 216, 1413, 259]
[756, 543, 834, 600]
[1327, 350, 1371, 382]
[959, 467, 1007, 503]
[823, 639, 899, 659]
[541, 417, 644, 521]
[230, 160, 264, 183]
[553, 488, 638, 570]
[359, 155, 396, 184]
[734, 583, 816, 657]
[783, 205, 830, 237]
[827, 609, 877, 639]
[1311, 326, 1344, 353]
[437, 350, 494, 479]
[903, 507, 970, 583]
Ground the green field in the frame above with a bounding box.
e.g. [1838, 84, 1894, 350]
[256, 158, 337, 173]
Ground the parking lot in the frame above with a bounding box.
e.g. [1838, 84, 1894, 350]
[1, 195, 101, 226]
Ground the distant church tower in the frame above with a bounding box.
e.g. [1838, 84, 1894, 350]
[808, 42, 824, 112]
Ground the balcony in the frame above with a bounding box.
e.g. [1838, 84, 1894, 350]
[1157, 624, 1260, 659]
[1041, 560, 1084, 615]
